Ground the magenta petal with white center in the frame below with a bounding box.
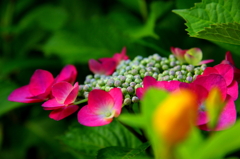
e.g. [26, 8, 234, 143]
[42, 98, 65, 110]
[64, 82, 79, 105]
[55, 65, 77, 84]
[29, 69, 54, 96]
[78, 106, 113, 126]
[227, 80, 238, 101]
[108, 88, 123, 116]
[194, 74, 227, 100]
[214, 64, 234, 86]
[8, 85, 44, 103]
[88, 89, 114, 113]
[49, 105, 79, 121]
[52, 81, 73, 104]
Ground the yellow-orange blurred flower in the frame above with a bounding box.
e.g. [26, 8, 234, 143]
[152, 89, 198, 146]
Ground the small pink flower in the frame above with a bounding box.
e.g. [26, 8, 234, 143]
[8, 69, 54, 103]
[88, 47, 129, 75]
[171, 47, 213, 65]
[221, 51, 240, 83]
[78, 88, 123, 126]
[8, 65, 77, 103]
[170, 47, 187, 63]
[42, 81, 79, 120]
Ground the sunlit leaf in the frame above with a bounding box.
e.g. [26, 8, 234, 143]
[173, 0, 240, 45]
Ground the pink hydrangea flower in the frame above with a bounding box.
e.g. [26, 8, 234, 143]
[88, 47, 128, 75]
[193, 64, 238, 130]
[78, 88, 123, 126]
[221, 51, 240, 83]
[8, 65, 77, 103]
[42, 81, 79, 120]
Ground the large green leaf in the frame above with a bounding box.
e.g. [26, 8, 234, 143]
[59, 120, 142, 159]
[173, 0, 240, 45]
[193, 120, 240, 159]
[97, 142, 150, 159]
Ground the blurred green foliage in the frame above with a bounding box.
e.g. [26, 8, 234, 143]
[1, 0, 240, 158]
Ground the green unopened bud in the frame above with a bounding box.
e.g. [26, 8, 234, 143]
[127, 86, 134, 94]
[121, 88, 127, 94]
[114, 80, 121, 87]
[132, 96, 139, 103]
[122, 83, 129, 88]
[124, 98, 131, 105]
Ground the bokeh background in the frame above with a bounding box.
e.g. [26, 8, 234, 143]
[1, 0, 239, 158]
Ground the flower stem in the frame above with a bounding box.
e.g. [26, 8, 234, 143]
[74, 98, 88, 105]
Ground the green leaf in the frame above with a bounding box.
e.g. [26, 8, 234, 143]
[18, 5, 68, 31]
[97, 142, 150, 159]
[59, 120, 142, 159]
[0, 80, 24, 116]
[194, 120, 240, 159]
[196, 22, 240, 45]
[173, 0, 240, 45]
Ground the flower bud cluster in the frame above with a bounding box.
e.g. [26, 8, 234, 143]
[80, 53, 206, 104]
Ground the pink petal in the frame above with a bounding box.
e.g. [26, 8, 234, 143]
[199, 59, 214, 65]
[200, 67, 218, 76]
[89, 59, 102, 74]
[193, 74, 227, 100]
[136, 87, 144, 99]
[214, 96, 236, 130]
[180, 83, 208, 104]
[52, 81, 73, 104]
[64, 82, 79, 105]
[227, 80, 238, 101]
[214, 64, 234, 86]
[8, 85, 44, 103]
[199, 96, 236, 131]
[29, 69, 54, 96]
[143, 76, 157, 88]
[55, 65, 77, 84]
[100, 58, 117, 75]
[49, 105, 79, 121]
[113, 47, 128, 64]
[197, 111, 209, 125]
[77, 106, 112, 126]
[88, 89, 114, 113]
[108, 88, 123, 116]
[88, 58, 116, 75]
[157, 80, 181, 92]
[42, 98, 65, 110]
